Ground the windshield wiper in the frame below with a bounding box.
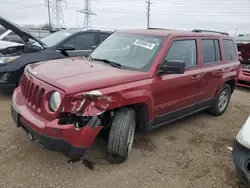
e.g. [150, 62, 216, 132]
[92, 58, 121, 69]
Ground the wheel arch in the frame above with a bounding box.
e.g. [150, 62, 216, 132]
[225, 79, 236, 94]
[107, 96, 154, 132]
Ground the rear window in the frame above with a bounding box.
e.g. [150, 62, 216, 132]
[223, 39, 237, 61]
[201, 39, 221, 64]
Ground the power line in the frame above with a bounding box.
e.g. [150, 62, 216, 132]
[78, 0, 96, 28]
[146, 0, 151, 28]
[45, 0, 52, 30]
[52, 0, 67, 28]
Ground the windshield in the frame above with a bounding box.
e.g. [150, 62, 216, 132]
[33, 30, 76, 47]
[90, 33, 164, 71]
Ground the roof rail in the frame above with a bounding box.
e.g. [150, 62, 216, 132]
[192, 29, 229, 36]
[148, 27, 168, 30]
[81, 28, 115, 32]
[148, 27, 177, 31]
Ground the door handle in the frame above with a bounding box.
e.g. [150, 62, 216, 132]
[218, 69, 224, 73]
[191, 75, 200, 80]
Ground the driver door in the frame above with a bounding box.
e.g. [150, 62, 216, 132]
[59, 32, 98, 57]
[152, 38, 203, 126]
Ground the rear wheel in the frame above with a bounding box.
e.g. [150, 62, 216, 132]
[106, 107, 136, 164]
[209, 83, 231, 116]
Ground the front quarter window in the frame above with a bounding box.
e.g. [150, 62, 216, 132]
[90, 33, 164, 71]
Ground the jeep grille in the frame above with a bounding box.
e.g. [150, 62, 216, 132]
[21, 75, 45, 111]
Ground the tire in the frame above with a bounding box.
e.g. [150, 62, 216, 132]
[209, 83, 231, 116]
[106, 107, 136, 164]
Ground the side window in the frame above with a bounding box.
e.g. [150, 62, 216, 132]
[100, 33, 110, 43]
[201, 39, 221, 64]
[77, 33, 96, 50]
[214, 40, 221, 61]
[63, 36, 77, 47]
[223, 39, 237, 61]
[165, 40, 197, 67]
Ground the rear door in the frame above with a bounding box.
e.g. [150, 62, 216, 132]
[152, 37, 204, 126]
[196, 38, 223, 108]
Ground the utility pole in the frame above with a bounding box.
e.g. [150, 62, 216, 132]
[52, 0, 67, 29]
[45, 0, 52, 30]
[78, 0, 96, 28]
[146, 0, 151, 29]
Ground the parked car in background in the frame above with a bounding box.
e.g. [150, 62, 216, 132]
[0, 16, 113, 89]
[11, 28, 240, 164]
[0, 29, 25, 44]
[0, 29, 23, 49]
[233, 115, 250, 187]
[237, 43, 250, 88]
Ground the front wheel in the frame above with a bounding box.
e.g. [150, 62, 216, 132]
[106, 107, 136, 164]
[209, 83, 232, 116]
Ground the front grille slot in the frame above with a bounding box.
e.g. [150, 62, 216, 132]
[243, 73, 250, 76]
[38, 88, 45, 109]
[238, 80, 250, 86]
[21, 75, 45, 111]
[242, 70, 250, 76]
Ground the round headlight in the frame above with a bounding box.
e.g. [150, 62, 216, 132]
[49, 91, 61, 112]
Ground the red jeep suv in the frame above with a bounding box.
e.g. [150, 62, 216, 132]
[11, 28, 240, 163]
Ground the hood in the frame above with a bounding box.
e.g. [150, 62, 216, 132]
[0, 40, 23, 49]
[27, 58, 149, 94]
[0, 16, 45, 47]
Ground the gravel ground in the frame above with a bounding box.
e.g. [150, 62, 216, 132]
[0, 88, 249, 188]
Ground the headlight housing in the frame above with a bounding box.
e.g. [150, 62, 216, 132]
[236, 115, 250, 149]
[49, 91, 61, 112]
[0, 56, 20, 64]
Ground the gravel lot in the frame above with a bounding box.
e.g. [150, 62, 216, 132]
[0, 88, 249, 188]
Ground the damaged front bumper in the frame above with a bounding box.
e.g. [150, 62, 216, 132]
[232, 140, 250, 187]
[237, 71, 250, 88]
[11, 90, 103, 159]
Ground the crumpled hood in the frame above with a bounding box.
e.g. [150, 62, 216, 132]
[27, 57, 149, 94]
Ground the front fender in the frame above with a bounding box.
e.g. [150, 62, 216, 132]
[107, 89, 155, 121]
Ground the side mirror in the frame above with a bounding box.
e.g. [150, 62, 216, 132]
[58, 44, 75, 51]
[158, 60, 186, 75]
[92, 45, 97, 50]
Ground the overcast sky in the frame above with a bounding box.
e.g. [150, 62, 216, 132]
[1, 0, 250, 35]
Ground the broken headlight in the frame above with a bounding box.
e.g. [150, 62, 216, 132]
[0, 56, 20, 64]
[236, 115, 250, 149]
[49, 91, 61, 112]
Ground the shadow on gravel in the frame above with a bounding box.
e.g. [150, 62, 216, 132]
[235, 86, 250, 93]
[0, 89, 13, 99]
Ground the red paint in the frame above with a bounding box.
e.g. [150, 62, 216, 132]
[62, 125, 102, 147]
[237, 43, 250, 88]
[13, 29, 240, 152]
[237, 68, 250, 88]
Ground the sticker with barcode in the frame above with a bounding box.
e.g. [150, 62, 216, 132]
[133, 39, 156, 50]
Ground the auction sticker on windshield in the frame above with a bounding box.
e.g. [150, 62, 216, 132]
[133, 39, 156, 50]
